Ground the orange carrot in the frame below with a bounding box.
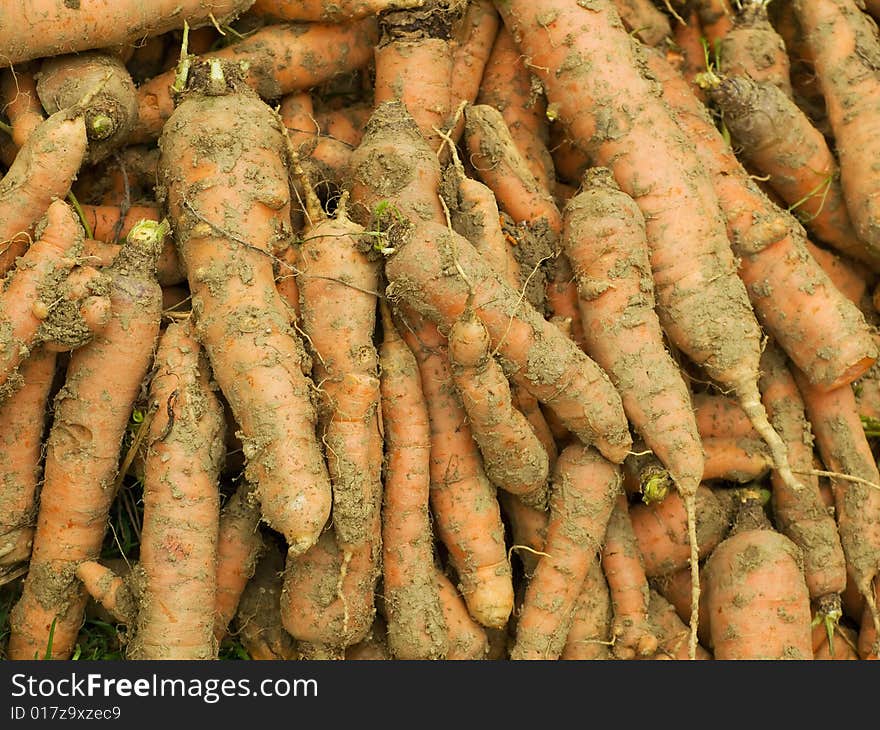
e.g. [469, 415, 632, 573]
[805, 241, 870, 306]
[560, 556, 614, 660]
[613, 0, 672, 46]
[449, 0, 500, 144]
[379, 302, 447, 660]
[0, 1, 251, 65]
[232, 540, 299, 661]
[647, 589, 713, 660]
[719, 0, 792, 97]
[0, 200, 109, 397]
[760, 343, 847, 622]
[693, 392, 756, 441]
[476, 25, 554, 192]
[348, 100, 512, 629]
[647, 47, 880, 391]
[75, 561, 137, 626]
[435, 570, 490, 660]
[630, 486, 728, 578]
[793, 0, 880, 256]
[159, 60, 332, 556]
[373, 1, 458, 153]
[704, 493, 814, 659]
[214, 483, 263, 644]
[602, 492, 660, 659]
[36, 51, 138, 164]
[8, 219, 164, 660]
[0, 66, 44, 149]
[670, 9, 707, 101]
[345, 618, 391, 661]
[0, 347, 55, 575]
[651, 563, 712, 648]
[133, 20, 378, 143]
[250, 0, 423, 21]
[511, 444, 621, 660]
[701, 437, 772, 482]
[706, 74, 870, 265]
[794, 366, 880, 650]
[128, 319, 225, 659]
[496, 0, 800, 498]
[695, 0, 735, 47]
[448, 311, 549, 507]
[0, 110, 87, 276]
[385, 219, 632, 463]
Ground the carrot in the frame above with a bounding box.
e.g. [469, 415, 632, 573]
[601, 493, 660, 659]
[495, 0, 800, 499]
[234, 540, 299, 661]
[651, 563, 712, 648]
[476, 25, 554, 193]
[793, 365, 880, 652]
[719, 0, 792, 97]
[695, 0, 735, 47]
[250, 0, 424, 21]
[812, 616, 860, 660]
[463, 103, 561, 237]
[280, 528, 378, 650]
[8, 218, 164, 660]
[805, 241, 870, 306]
[612, 0, 672, 46]
[385, 218, 632, 463]
[704, 492, 814, 659]
[560, 556, 614, 660]
[348, 101, 513, 629]
[214, 482, 263, 644]
[36, 51, 138, 164]
[294, 191, 383, 638]
[0, 109, 87, 276]
[511, 444, 621, 660]
[435, 569, 490, 660]
[0, 66, 45, 149]
[126, 319, 225, 659]
[126, 34, 168, 85]
[0, 200, 110, 398]
[647, 48, 880, 391]
[133, 20, 378, 143]
[373, 1, 460, 153]
[378, 302, 448, 660]
[701, 437, 772, 482]
[345, 618, 391, 661]
[548, 123, 591, 187]
[449, 0, 500, 136]
[670, 9, 707, 101]
[793, 0, 880, 256]
[647, 589, 713, 660]
[0, 347, 55, 576]
[630, 486, 728, 578]
[75, 560, 137, 626]
[448, 310, 549, 507]
[0, 1, 251, 66]
[622, 446, 672, 504]
[693, 392, 756, 441]
[705, 74, 872, 266]
[73, 144, 160, 207]
[760, 342, 847, 628]
[158, 59, 332, 556]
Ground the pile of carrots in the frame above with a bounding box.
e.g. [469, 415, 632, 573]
[2, 0, 880, 662]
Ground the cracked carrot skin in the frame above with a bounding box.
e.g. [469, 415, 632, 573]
[0, 110, 87, 276]
[129, 320, 226, 660]
[133, 20, 378, 143]
[511, 444, 621, 660]
[158, 61, 331, 557]
[8, 219, 163, 660]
